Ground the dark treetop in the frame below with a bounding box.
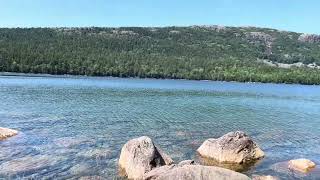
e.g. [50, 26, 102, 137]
[1, 26, 320, 84]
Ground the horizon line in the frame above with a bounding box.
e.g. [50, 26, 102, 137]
[0, 24, 316, 35]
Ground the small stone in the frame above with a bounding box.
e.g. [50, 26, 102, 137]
[0, 127, 18, 140]
[272, 161, 320, 179]
[289, 159, 316, 172]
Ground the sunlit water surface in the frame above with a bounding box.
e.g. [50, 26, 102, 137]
[0, 76, 320, 179]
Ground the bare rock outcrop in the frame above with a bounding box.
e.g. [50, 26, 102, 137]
[191, 25, 226, 32]
[246, 32, 274, 55]
[197, 131, 264, 165]
[118, 136, 174, 180]
[247, 32, 273, 42]
[298, 34, 320, 43]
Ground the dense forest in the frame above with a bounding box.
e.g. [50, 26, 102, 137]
[0, 26, 320, 84]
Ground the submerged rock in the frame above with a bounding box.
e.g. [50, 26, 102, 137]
[118, 136, 174, 180]
[252, 175, 279, 180]
[79, 176, 104, 180]
[70, 163, 91, 175]
[0, 146, 25, 161]
[271, 161, 320, 179]
[197, 131, 264, 165]
[144, 165, 250, 180]
[53, 137, 94, 148]
[288, 158, 316, 173]
[0, 155, 63, 174]
[0, 127, 18, 140]
[76, 149, 112, 159]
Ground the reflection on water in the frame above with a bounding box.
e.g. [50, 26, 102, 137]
[0, 76, 320, 179]
[196, 153, 263, 172]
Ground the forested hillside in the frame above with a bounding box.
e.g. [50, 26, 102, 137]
[0, 26, 320, 84]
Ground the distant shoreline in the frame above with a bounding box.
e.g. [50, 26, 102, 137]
[1, 72, 318, 86]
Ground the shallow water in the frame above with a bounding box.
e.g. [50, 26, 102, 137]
[0, 76, 320, 179]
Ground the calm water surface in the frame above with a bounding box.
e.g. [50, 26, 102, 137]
[0, 76, 320, 179]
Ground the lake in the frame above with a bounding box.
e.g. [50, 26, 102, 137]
[0, 75, 320, 179]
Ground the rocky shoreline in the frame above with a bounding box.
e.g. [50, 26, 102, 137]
[0, 128, 318, 179]
[118, 131, 317, 180]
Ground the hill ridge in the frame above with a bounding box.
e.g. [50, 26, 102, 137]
[0, 26, 319, 84]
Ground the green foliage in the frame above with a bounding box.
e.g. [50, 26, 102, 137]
[0, 26, 320, 84]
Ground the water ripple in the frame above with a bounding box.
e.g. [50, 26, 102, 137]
[0, 76, 320, 179]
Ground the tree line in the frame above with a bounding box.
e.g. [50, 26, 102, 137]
[0, 27, 319, 84]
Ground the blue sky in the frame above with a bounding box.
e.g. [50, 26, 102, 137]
[0, 0, 319, 34]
